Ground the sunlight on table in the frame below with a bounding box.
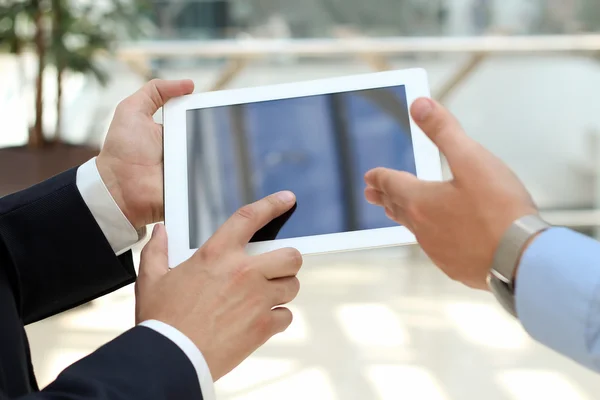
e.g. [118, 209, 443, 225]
[367, 365, 449, 400]
[336, 303, 408, 347]
[497, 370, 591, 400]
[444, 302, 529, 350]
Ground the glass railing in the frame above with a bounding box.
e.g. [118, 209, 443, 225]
[144, 0, 600, 40]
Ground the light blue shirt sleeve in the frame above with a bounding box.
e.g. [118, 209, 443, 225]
[516, 227, 600, 371]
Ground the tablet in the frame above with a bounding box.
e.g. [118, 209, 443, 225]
[164, 68, 441, 267]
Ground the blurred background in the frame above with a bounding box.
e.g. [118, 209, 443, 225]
[3, 0, 600, 399]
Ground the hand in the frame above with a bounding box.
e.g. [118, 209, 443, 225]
[135, 191, 302, 381]
[97, 79, 195, 230]
[364, 98, 537, 290]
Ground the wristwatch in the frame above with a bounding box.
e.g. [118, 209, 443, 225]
[487, 214, 551, 317]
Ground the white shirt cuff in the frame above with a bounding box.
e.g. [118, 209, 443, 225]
[76, 158, 145, 255]
[139, 320, 216, 400]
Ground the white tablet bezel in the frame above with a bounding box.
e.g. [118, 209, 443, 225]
[164, 68, 441, 267]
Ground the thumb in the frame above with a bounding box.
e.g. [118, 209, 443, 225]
[365, 168, 421, 206]
[410, 98, 477, 177]
[139, 224, 169, 284]
[125, 79, 195, 116]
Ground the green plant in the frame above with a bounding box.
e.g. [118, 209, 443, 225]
[51, 0, 150, 142]
[51, 1, 107, 142]
[0, 1, 35, 129]
[0, 0, 47, 147]
[0, 0, 148, 148]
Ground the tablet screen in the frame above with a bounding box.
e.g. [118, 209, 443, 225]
[186, 85, 416, 248]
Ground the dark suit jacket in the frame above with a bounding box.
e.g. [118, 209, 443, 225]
[0, 168, 202, 399]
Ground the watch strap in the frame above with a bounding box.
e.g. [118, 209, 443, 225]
[488, 214, 551, 317]
[491, 214, 551, 283]
[488, 274, 518, 317]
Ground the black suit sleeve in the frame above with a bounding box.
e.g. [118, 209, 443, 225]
[0, 168, 136, 324]
[0, 326, 203, 400]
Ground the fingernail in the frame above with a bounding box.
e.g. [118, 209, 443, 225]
[152, 224, 162, 237]
[277, 191, 296, 203]
[412, 98, 434, 122]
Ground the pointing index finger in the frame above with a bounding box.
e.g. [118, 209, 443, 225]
[208, 191, 297, 249]
[410, 98, 480, 178]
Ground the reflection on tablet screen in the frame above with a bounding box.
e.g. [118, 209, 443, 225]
[186, 85, 416, 248]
